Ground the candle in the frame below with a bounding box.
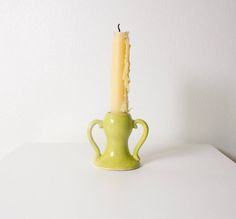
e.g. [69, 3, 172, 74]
[111, 24, 130, 113]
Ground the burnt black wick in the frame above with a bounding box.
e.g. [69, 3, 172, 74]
[118, 24, 121, 32]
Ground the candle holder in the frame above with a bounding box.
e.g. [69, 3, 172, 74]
[87, 112, 149, 170]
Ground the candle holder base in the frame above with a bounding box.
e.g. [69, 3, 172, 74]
[87, 112, 149, 171]
[94, 154, 140, 171]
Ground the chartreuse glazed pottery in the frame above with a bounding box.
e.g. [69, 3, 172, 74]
[87, 112, 149, 170]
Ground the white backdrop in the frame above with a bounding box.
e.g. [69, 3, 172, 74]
[0, 0, 235, 160]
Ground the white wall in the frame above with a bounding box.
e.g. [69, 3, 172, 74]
[0, 0, 235, 160]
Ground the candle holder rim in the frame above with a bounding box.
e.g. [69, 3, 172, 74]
[107, 111, 130, 116]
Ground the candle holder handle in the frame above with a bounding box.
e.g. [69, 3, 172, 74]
[87, 119, 103, 158]
[132, 119, 149, 161]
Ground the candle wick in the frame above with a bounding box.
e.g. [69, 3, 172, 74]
[118, 24, 121, 32]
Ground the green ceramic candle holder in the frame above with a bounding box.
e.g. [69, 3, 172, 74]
[87, 112, 149, 170]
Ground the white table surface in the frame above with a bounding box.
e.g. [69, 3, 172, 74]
[0, 143, 235, 219]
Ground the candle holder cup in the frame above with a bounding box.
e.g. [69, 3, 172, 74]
[87, 112, 149, 170]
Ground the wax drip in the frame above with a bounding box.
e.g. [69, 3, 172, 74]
[120, 34, 131, 113]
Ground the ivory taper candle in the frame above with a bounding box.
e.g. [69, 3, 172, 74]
[111, 24, 130, 113]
